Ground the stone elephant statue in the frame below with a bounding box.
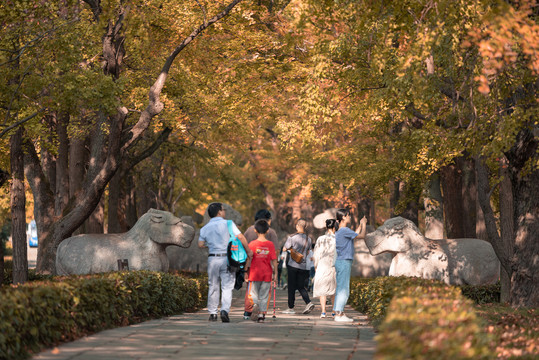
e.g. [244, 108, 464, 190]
[364, 217, 500, 285]
[56, 208, 195, 275]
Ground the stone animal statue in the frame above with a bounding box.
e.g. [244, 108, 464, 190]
[166, 216, 208, 272]
[364, 217, 500, 285]
[56, 208, 195, 275]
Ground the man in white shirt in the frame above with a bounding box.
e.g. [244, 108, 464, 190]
[199, 203, 252, 322]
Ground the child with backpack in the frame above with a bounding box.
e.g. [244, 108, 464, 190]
[245, 219, 278, 323]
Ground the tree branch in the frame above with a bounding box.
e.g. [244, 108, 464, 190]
[121, 0, 243, 151]
[123, 127, 173, 174]
[0, 110, 43, 139]
[195, 0, 208, 26]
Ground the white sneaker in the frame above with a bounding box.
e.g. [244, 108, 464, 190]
[251, 304, 259, 322]
[302, 302, 315, 314]
[282, 308, 296, 314]
[334, 313, 354, 322]
[320, 312, 327, 318]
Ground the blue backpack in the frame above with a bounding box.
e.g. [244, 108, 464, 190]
[226, 220, 247, 272]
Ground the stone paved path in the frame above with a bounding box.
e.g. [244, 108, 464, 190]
[34, 286, 376, 360]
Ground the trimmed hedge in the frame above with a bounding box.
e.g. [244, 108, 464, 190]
[349, 276, 452, 326]
[350, 277, 501, 325]
[460, 283, 501, 304]
[349, 277, 495, 359]
[0, 270, 208, 359]
[376, 285, 494, 359]
[2, 260, 53, 285]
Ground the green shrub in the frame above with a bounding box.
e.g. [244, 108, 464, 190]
[350, 277, 501, 326]
[460, 283, 501, 304]
[2, 261, 54, 285]
[376, 286, 494, 359]
[0, 270, 208, 359]
[350, 276, 451, 326]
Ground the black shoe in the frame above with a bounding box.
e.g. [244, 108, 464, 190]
[209, 314, 218, 322]
[220, 310, 230, 323]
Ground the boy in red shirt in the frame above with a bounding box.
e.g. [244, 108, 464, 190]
[246, 219, 278, 323]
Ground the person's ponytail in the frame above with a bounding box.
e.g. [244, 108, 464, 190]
[326, 218, 339, 231]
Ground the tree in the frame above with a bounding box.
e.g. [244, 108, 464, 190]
[292, 0, 538, 306]
[1, 0, 244, 274]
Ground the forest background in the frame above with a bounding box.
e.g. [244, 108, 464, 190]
[0, 0, 537, 308]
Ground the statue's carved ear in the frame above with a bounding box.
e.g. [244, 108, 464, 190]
[150, 214, 165, 223]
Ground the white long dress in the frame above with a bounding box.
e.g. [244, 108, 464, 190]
[312, 233, 337, 298]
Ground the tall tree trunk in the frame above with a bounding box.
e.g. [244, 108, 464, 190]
[68, 136, 87, 234]
[459, 157, 477, 238]
[0, 236, 4, 285]
[475, 196, 488, 240]
[424, 173, 444, 239]
[41, 116, 56, 196]
[396, 182, 420, 226]
[357, 197, 371, 223]
[507, 130, 539, 307]
[441, 162, 464, 238]
[125, 174, 138, 229]
[499, 157, 514, 303]
[108, 171, 132, 233]
[370, 198, 376, 227]
[389, 180, 400, 217]
[85, 196, 104, 233]
[55, 113, 70, 216]
[24, 139, 57, 275]
[510, 166, 539, 307]
[10, 127, 27, 284]
[107, 171, 122, 233]
[0, 222, 9, 285]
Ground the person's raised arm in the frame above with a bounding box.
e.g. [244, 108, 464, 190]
[354, 216, 368, 240]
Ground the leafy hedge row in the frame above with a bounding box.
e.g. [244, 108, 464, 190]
[0, 270, 208, 360]
[376, 285, 493, 359]
[350, 277, 500, 325]
[349, 277, 496, 359]
[2, 260, 53, 285]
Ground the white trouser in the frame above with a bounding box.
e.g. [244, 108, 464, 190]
[249, 281, 271, 313]
[207, 256, 235, 314]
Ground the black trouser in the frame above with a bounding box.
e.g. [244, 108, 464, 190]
[277, 261, 283, 286]
[286, 265, 311, 309]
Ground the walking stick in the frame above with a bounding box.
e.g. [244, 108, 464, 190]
[272, 281, 277, 318]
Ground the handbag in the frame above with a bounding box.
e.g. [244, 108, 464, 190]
[289, 248, 304, 263]
[288, 234, 308, 263]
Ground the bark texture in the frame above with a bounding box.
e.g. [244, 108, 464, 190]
[508, 130, 539, 307]
[10, 127, 27, 284]
[424, 173, 444, 239]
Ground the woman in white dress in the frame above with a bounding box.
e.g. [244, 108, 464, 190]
[313, 219, 338, 318]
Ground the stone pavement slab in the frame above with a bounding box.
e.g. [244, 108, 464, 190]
[34, 287, 376, 360]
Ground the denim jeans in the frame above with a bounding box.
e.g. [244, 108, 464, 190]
[334, 259, 352, 312]
[207, 256, 235, 314]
